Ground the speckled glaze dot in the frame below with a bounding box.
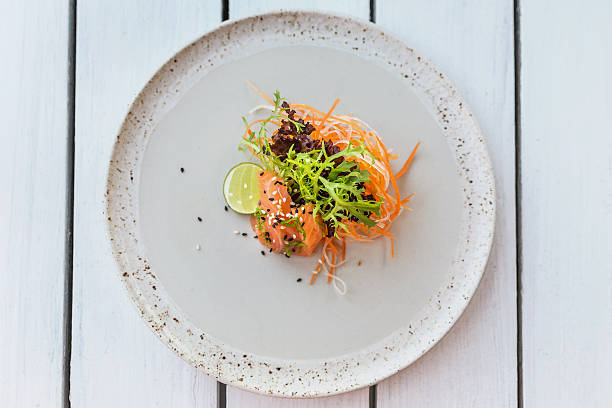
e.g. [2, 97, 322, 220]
[106, 11, 495, 397]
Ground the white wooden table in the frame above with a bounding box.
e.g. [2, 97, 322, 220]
[2, 1, 611, 407]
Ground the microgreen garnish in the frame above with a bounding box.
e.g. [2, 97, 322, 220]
[253, 207, 266, 232]
[241, 91, 382, 237]
[280, 217, 305, 238]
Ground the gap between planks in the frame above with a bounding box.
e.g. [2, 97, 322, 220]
[63, 0, 77, 407]
[513, 0, 523, 407]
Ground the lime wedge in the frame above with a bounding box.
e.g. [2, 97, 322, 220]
[223, 162, 262, 214]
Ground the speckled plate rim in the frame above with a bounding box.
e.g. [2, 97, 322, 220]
[106, 10, 496, 397]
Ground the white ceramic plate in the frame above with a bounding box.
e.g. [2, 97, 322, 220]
[107, 11, 495, 397]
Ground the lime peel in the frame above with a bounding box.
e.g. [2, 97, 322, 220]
[223, 162, 262, 214]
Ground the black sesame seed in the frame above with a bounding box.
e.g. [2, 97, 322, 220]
[253, 235, 258, 239]
[268, 198, 274, 201]
[291, 248, 296, 252]
[285, 254, 290, 258]
[297, 278, 302, 282]
[224, 205, 228, 211]
[197, 217, 202, 222]
[260, 250, 265, 256]
[180, 167, 184, 173]
[259, 172, 264, 176]
[269, 248, 273, 253]
[241, 232, 247, 236]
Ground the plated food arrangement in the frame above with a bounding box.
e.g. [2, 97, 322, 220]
[224, 84, 420, 293]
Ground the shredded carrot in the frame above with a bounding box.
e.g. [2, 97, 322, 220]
[309, 272, 317, 285]
[245, 80, 274, 105]
[328, 249, 335, 283]
[319, 99, 340, 130]
[395, 142, 421, 178]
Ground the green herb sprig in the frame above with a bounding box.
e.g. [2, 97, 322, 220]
[240, 91, 383, 237]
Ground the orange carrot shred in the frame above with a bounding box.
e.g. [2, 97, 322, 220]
[395, 142, 421, 178]
[246, 80, 274, 105]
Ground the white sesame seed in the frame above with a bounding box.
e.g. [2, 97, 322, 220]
[233, 230, 240, 235]
[271, 177, 276, 181]
[273, 239, 276, 243]
[195, 244, 201, 251]
[299, 217, 303, 222]
[280, 226, 286, 230]
[228, 192, 233, 197]
[290, 202, 295, 205]
[248, 195, 253, 199]
[294, 189, 298, 192]
[292, 234, 296, 239]
[282, 197, 286, 203]
[243, 183, 247, 189]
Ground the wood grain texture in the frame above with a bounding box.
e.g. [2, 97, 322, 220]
[521, 1, 612, 407]
[375, 2, 517, 407]
[71, 2, 220, 407]
[229, 0, 370, 19]
[0, 1, 70, 407]
[226, 1, 370, 407]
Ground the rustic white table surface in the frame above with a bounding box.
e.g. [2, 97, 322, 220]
[2, 1, 611, 407]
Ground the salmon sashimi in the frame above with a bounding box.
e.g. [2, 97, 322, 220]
[250, 171, 323, 256]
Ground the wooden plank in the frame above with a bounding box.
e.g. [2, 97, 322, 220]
[229, 0, 370, 19]
[71, 2, 220, 406]
[226, 1, 370, 407]
[375, 2, 517, 407]
[521, 1, 612, 406]
[0, 1, 70, 407]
